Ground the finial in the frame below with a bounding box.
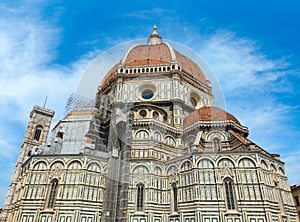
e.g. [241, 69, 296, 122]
[153, 25, 157, 31]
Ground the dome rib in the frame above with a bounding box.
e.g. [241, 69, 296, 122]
[174, 50, 208, 84]
[164, 42, 177, 62]
[121, 44, 140, 66]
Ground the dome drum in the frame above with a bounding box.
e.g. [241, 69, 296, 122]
[117, 63, 181, 75]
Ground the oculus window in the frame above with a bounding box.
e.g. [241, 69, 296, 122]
[142, 89, 154, 100]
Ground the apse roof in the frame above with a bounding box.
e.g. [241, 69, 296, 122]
[183, 106, 241, 128]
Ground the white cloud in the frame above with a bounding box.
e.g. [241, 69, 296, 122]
[198, 30, 290, 93]
[0, 2, 93, 205]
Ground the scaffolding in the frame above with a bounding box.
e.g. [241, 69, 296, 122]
[65, 93, 96, 114]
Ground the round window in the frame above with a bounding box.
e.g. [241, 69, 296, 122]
[139, 110, 147, 118]
[142, 89, 154, 100]
[153, 111, 159, 119]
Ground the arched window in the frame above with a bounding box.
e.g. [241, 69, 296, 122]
[180, 161, 192, 171]
[139, 109, 147, 118]
[46, 178, 59, 208]
[152, 111, 159, 119]
[136, 183, 144, 212]
[154, 166, 162, 175]
[198, 159, 214, 169]
[238, 158, 255, 168]
[33, 125, 43, 141]
[50, 161, 64, 170]
[154, 132, 162, 141]
[133, 165, 149, 175]
[87, 162, 101, 172]
[270, 164, 277, 172]
[224, 178, 236, 210]
[165, 136, 176, 146]
[171, 182, 178, 212]
[68, 161, 82, 170]
[135, 130, 149, 140]
[278, 167, 285, 175]
[218, 158, 235, 168]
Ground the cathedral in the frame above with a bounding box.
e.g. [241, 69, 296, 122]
[1, 27, 298, 222]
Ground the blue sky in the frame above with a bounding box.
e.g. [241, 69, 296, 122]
[0, 0, 300, 205]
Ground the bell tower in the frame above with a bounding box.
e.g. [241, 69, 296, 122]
[23, 105, 55, 148]
[0, 106, 54, 222]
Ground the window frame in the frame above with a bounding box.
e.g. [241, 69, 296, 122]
[136, 183, 145, 212]
[33, 125, 43, 141]
[171, 182, 178, 213]
[46, 178, 59, 209]
[224, 177, 236, 210]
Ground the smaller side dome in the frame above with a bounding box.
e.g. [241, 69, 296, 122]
[183, 107, 241, 128]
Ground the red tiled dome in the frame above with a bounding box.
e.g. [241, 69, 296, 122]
[183, 107, 241, 128]
[99, 28, 209, 88]
[124, 43, 172, 66]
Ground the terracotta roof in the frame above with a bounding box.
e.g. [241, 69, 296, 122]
[183, 107, 241, 128]
[174, 50, 207, 84]
[99, 42, 209, 88]
[124, 43, 172, 66]
[228, 130, 251, 145]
